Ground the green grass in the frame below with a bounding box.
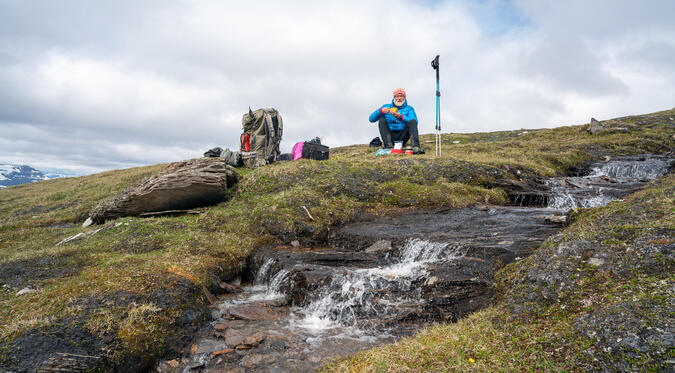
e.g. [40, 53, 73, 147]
[324, 306, 578, 372]
[0, 109, 673, 368]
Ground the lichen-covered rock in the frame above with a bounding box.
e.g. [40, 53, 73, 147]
[588, 118, 608, 135]
[498, 174, 675, 371]
[575, 298, 673, 372]
[89, 158, 237, 223]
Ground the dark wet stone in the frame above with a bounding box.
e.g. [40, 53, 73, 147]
[227, 305, 281, 321]
[268, 339, 286, 351]
[365, 240, 392, 253]
[421, 258, 496, 321]
[224, 328, 245, 346]
[195, 339, 228, 354]
[180, 310, 197, 325]
[240, 353, 279, 369]
[491, 178, 549, 206]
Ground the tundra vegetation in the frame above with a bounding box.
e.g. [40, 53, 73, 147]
[0, 109, 673, 371]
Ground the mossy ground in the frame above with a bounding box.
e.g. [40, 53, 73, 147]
[0, 109, 673, 370]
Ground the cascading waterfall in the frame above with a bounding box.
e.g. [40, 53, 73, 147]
[266, 269, 290, 296]
[547, 156, 672, 211]
[589, 157, 671, 180]
[296, 239, 462, 334]
[545, 180, 613, 210]
[254, 257, 275, 284]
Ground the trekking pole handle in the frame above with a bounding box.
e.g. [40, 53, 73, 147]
[432, 55, 440, 96]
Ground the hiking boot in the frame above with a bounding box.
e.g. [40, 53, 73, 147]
[412, 146, 425, 154]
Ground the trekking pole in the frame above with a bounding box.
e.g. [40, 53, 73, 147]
[431, 55, 441, 157]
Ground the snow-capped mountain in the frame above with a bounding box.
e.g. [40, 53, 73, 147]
[0, 164, 50, 188]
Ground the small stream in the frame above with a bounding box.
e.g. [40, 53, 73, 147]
[546, 155, 672, 210]
[153, 155, 672, 373]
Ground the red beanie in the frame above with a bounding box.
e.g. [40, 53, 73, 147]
[393, 88, 406, 98]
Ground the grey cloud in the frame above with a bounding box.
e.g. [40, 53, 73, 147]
[0, 0, 673, 174]
[516, 36, 628, 95]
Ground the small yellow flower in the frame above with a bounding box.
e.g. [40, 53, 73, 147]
[469, 358, 475, 363]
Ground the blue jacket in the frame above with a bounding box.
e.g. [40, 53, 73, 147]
[369, 99, 418, 131]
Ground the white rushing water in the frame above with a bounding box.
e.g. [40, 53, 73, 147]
[546, 157, 672, 211]
[589, 158, 671, 180]
[254, 257, 275, 284]
[294, 239, 462, 335]
[545, 181, 614, 210]
[246, 267, 290, 302]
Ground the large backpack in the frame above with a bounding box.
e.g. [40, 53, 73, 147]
[240, 108, 283, 168]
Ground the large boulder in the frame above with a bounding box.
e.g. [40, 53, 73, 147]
[588, 117, 608, 135]
[89, 158, 237, 223]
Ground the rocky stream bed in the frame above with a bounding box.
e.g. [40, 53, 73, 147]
[153, 155, 673, 373]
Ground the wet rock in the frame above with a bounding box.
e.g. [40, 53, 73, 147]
[280, 265, 335, 305]
[224, 328, 245, 346]
[223, 368, 244, 373]
[213, 323, 227, 332]
[422, 257, 496, 320]
[154, 358, 182, 373]
[544, 214, 567, 224]
[218, 281, 241, 293]
[88, 158, 237, 224]
[268, 339, 286, 351]
[187, 359, 205, 369]
[240, 353, 279, 369]
[364, 240, 392, 253]
[284, 250, 379, 268]
[241, 332, 265, 347]
[211, 348, 234, 357]
[195, 339, 228, 354]
[227, 305, 281, 321]
[491, 178, 549, 206]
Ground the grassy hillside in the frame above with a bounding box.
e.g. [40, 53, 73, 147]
[0, 109, 673, 370]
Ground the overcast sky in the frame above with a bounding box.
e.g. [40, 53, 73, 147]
[1, 0, 674, 175]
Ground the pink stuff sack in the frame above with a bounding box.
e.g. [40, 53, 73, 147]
[292, 141, 304, 160]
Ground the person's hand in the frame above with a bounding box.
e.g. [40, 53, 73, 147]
[392, 111, 402, 120]
[380, 107, 390, 114]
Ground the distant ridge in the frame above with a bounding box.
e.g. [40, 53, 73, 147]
[0, 164, 50, 188]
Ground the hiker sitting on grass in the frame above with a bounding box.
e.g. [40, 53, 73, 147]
[369, 88, 424, 154]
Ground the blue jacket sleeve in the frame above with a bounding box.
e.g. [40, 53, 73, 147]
[369, 107, 383, 122]
[401, 106, 417, 123]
